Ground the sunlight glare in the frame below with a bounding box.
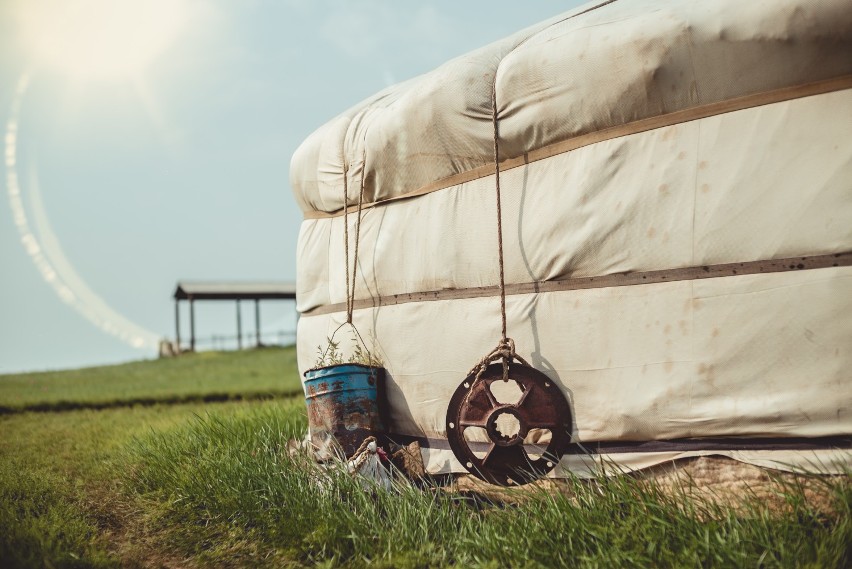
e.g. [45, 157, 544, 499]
[21, 0, 187, 80]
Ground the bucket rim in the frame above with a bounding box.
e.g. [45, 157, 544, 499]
[303, 362, 385, 377]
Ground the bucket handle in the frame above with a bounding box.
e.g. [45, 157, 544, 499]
[318, 321, 381, 368]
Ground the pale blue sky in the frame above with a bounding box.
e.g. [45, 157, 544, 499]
[0, 1, 582, 373]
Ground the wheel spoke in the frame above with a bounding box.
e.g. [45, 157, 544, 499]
[484, 384, 499, 408]
[480, 443, 496, 465]
[516, 383, 532, 406]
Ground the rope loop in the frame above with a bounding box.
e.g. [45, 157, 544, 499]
[318, 319, 377, 368]
[348, 435, 377, 472]
[467, 337, 531, 384]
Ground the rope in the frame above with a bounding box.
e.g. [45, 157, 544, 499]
[491, 82, 507, 343]
[342, 162, 352, 322]
[349, 150, 367, 324]
[319, 149, 372, 365]
[341, 151, 367, 325]
[348, 435, 377, 472]
[481, 76, 520, 382]
[467, 337, 532, 384]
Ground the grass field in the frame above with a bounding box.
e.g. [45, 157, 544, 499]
[0, 347, 301, 568]
[0, 348, 300, 413]
[1, 399, 293, 568]
[1, 347, 850, 568]
[125, 406, 851, 568]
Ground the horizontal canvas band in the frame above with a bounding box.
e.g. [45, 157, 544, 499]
[303, 251, 852, 317]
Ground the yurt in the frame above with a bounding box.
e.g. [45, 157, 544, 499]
[292, 0, 852, 481]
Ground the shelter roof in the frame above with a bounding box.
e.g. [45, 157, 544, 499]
[173, 281, 297, 301]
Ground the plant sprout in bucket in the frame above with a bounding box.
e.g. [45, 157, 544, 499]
[313, 329, 383, 370]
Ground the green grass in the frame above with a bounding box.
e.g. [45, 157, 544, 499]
[0, 399, 297, 568]
[0, 461, 113, 569]
[2, 349, 850, 568]
[0, 347, 301, 412]
[123, 404, 852, 568]
[0, 348, 302, 568]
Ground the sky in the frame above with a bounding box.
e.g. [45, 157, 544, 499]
[0, 0, 583, 373]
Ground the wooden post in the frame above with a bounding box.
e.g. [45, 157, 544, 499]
[174, 299, 181, 353]
[236, 299, 242, 350]
[189, 297, 196, 352]
[255, 299, 261, 347]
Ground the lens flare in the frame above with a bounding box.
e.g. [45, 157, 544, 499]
[20, 0, 187, 80]
[5, 74, 160, 350]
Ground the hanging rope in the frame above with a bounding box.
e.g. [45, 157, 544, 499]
[491, 78, 520, 381]
[319, 148, 372, 364]
[464, 77, 527, 383]
[349, 150, 367, 323]
[340, 152, 368, 325]
[342, 161, 352, 322]
[492, 82, 508, 344]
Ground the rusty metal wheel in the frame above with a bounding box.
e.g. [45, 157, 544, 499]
[445, 362, 572, 486]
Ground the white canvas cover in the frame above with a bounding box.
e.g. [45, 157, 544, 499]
[291, 0, 852, 475]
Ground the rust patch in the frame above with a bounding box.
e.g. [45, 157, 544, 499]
[304, 368, 385, 458]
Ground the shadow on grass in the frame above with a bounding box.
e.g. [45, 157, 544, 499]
[0, 388, 304, 415]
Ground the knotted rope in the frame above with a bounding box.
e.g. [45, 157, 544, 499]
[467, 337, 532, 384]
[348, 435, 377, 472]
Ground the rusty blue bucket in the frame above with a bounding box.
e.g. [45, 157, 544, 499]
[303, 364, 385, 458]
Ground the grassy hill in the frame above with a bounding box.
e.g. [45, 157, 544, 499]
[0, 347, 301, 413]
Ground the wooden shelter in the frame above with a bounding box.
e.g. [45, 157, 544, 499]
[173, 281, 297, 352]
